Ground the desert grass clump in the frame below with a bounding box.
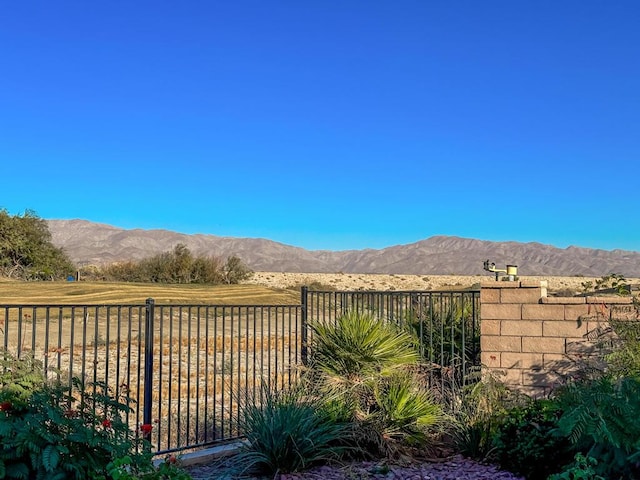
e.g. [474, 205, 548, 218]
[225, 383, 352, 477]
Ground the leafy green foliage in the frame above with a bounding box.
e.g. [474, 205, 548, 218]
[0, 353, 45, 409]
[0, 351, 192, 479]
[0, 209, 75, 280]
[491, 398, 573, 480]
[107, 454, 192, 480]
[605, 318, 640, 379]
[581, 273, 630, 295]
[552, 376, 640, 479]
[548, 453, 606, 480]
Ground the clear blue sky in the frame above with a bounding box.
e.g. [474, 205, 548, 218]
[1, 1, 638, 252]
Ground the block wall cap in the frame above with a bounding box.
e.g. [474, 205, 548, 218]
[585, 296, 633, 304]
[541, 297, 587, 304]
[481, 280, 548, 289]
[480, 281, 521, 288]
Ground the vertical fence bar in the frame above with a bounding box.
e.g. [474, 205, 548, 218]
[143, 298, 155, 437]
[300, 286, 308, 365]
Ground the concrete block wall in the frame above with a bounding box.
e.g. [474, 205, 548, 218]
[480, 280, 634, 397]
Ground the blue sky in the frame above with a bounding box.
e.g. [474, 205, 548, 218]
[1, 1, 638, 252]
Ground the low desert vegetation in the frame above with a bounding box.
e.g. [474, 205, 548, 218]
[213, 293, 640, 479]
[84, 244, 252, 286]
[0, 210, 252, 286]
[220, 310, 446, 477]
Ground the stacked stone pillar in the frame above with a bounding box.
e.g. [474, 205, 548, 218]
[480, 280, 633, 397]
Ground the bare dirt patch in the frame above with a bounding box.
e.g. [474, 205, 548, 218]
[244, 272, 632, 294]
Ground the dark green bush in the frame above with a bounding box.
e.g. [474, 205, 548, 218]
[491, 398, 573, 480]
[551, 376, 640, 479]
[548, 452, 605, 480]
[0, 352, 191, 480]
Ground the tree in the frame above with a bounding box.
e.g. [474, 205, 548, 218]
[0, 209, 75, 280]
[223, 255, 253, 284]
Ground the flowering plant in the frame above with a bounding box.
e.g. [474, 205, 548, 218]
[0, 351, 191, 479]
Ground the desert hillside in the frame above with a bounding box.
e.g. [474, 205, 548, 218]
[48, 220, 640, 277]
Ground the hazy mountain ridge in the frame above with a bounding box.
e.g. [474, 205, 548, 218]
[47, 219, 640, 277]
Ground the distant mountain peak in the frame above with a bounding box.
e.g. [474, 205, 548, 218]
[47, 219, 640, 276]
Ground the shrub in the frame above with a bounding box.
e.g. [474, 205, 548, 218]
[372, 371, 443, 447]
[449, 369, 526, 461]
[309, 311, 444, 458]
[491, 398, 573, 480]
[225, 384, 352, 477]
[551, 376, 640, 479]
[0, 352, 192, 480]
[548, 452, 605, 480]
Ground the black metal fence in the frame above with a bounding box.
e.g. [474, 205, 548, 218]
[0, 288, 479, 454]
[302, 288, 481, 396]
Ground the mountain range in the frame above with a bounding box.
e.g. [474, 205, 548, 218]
[47, 219, 640, 277]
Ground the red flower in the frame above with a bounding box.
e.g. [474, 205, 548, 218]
[102, 419, 112, 429]
[140, 423, 153, 435]
[166, 455, 177, 465]
[0, 401, 12, 412]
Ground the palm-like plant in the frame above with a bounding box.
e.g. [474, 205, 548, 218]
[373, 371, 443, 445]
[310, 310, 419, 381]
[309, 310, 443, 457]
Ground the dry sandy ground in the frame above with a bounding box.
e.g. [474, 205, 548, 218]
[244, 271, 637, 294]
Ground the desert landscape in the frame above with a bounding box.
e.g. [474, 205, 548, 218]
[243, 271, 639, 295]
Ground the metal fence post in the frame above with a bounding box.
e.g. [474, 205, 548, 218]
[300, 286, 308, 365]
[143, 298, 155, 437]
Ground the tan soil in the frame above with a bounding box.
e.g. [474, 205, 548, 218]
[244, 272, 633, 294]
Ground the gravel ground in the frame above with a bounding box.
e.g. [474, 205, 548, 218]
[243, 272, 621, 294]
[183, 455, 525, 480]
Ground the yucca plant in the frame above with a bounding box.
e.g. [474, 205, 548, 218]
[309, 310, 443, 458]
[372, 371, 443, 445]
[227, 382, 353, 477]
[310, 310, 419, 382]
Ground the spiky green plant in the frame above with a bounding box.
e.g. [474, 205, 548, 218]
[448, 368, 526, 461]
[228, 383, 353, 477]
[308, 310, 443, 458]
[372, 371, 443, 445]
[310, 310, 419, 382]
